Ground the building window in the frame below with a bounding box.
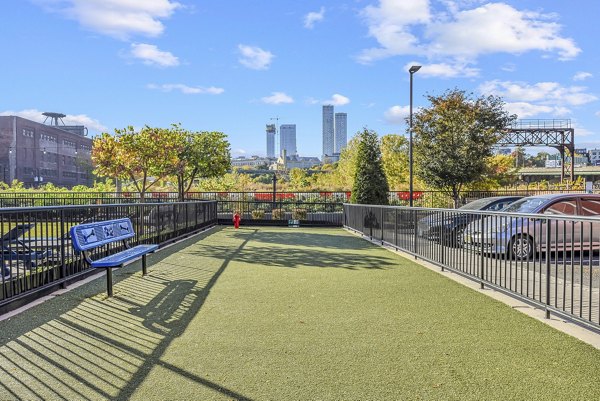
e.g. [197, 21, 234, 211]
[40, 134, 57, 143]
[22, 128, 34, 137]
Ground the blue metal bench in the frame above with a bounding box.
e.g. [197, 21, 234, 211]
[70, 218, 158, 296]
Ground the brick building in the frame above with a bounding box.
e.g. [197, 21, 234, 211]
[0, 115, 94, 187]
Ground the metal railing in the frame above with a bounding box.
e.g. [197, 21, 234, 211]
[509, 119, 572, 129]
[344, 203, 600, 330]
[216, 200, 343, 227]
[0, 201, 217, 313]
[0, 189, 590, 209]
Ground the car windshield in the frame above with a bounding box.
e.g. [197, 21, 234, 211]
[458, 198, 496, 210]
[502, 197, 547, 213]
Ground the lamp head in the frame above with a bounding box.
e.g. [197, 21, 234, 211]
[409, 65, 422, 74]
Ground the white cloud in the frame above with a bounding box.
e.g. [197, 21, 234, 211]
[479, 80, 597, 106]
[0, 108, 107, 133]
[323, 94, 350, 106]
[232, 149, 247, 156]
[503, 102, 562, 119]
[384, 105, 410, 124]
[35, 0, 181, 40]
[147, 84, 224, 95]
[404, 61, 479, 78]
[261, 92, 294, 105]
[305, 97, 321, 105]
[238, 45, 274, 70]
[304, 7, 325, 29]
[596, 111, 600, 118]
[358, 1, 579, 64]
[428, 3, 579, 60]
[358, 0, 429, 63]
[130, 43, 179, 67]
[573, 71, 593, 81]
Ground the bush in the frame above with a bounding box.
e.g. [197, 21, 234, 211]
[251, 209, 265, 220]
[292, 208, 307, 220]
[272, 208, 285, 220]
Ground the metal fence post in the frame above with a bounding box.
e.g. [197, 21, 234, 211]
[480, 216, 485, 289]
[59, 209, 67, 289]
[394, 209, 398, 250]
[545, 219, 552, 319]
[381, 207, 384, 244]
[413, 209, 418, 259]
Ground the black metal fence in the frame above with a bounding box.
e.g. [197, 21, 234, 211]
[0, 201, 217, 313]
[344, 203, 600, 330]
[216, 200, 343, 227]
[0, 189, 589, 209]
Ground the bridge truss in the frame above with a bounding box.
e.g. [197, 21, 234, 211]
[498, 119, 575, 182]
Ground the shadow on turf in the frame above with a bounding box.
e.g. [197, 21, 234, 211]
[0, 226, 256, 401]
[187, 228, 395, 270]
[230, 229, 374, 250]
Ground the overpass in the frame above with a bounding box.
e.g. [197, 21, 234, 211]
[518, 166, 600, 183]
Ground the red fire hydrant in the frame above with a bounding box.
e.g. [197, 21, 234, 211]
[233, 212, 241, 229]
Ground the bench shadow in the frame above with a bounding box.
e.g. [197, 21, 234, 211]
[0, 226, 256, 401]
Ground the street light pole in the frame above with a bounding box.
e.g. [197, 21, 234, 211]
[408, 65, 421, 207]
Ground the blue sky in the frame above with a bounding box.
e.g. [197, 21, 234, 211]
[1, 0, 599, 158]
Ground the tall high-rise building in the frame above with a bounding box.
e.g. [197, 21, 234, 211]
[334, 112, 347, 153]
[280, 124, 297, 156]
[322, 105, 334, 158]
[266, 124, 276, 157]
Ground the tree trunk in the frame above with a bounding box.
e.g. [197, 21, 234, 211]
[452, 187, 461, 209]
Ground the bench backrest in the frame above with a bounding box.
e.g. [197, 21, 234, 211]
[70, 218, 135, 252]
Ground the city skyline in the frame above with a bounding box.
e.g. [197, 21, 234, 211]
[1, 1, 599, 158]
[279, 124, 297, 156]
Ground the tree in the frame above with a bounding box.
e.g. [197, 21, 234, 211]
[468, 154, 519, 189]
[412, 89, 516, 207]
[380, 134, 409, 190]
[530, 151, 550, 168]
[512, 146, 527, 168]
[288, 168, 311, 190]
[172, 127, 231, 201]
[93, 126, 183, 200]
[350, 128, 389, 205]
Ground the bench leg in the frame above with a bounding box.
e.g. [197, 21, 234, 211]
[142, 255, 148, 276]
[106, 268, 113, 297]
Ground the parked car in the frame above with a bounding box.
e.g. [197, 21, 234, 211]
[463, 193, 600, 260]
[416, 196, 523, 247]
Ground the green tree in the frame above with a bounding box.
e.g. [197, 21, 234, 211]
[93, 126, 183, 200]
[467, 154, 519, 190]
[288, 168, 311, 190]
[351, 128, 389, 205]
[530, 151, 550, 168]
[412, 89, 516, 207]
[173, 127, 231, 201]
[380, 134, 408, 190]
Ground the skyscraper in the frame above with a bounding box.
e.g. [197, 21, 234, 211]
[322, 105, 334, 158]
[266, 124, 276, 157]
[334, 112, 347, 154]
[280, 124, 297, 156]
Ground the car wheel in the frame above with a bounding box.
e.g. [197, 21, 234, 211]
[452, 226, 465, 248]
[510, 235, 533, 260]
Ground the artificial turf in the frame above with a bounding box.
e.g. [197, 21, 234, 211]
[1, 226, 599, 400]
